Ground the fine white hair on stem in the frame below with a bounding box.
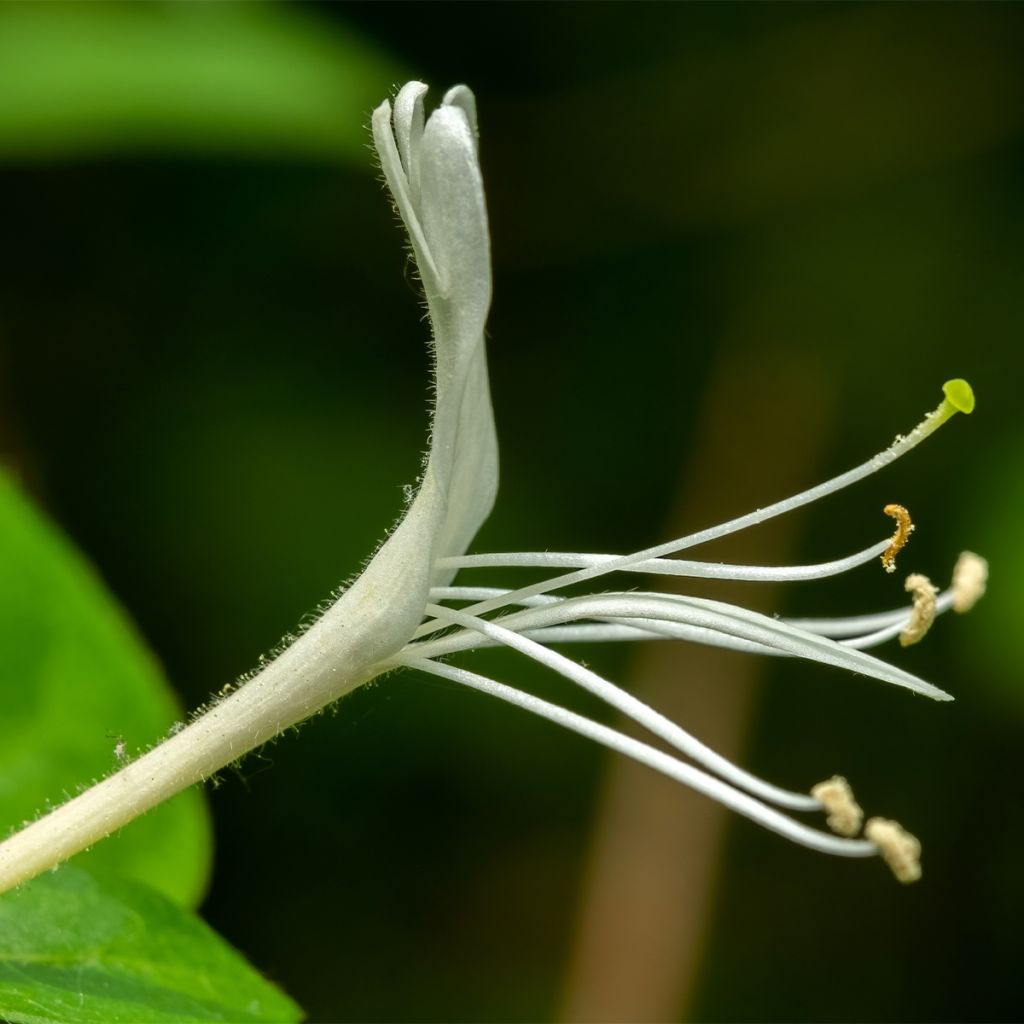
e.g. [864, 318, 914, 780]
[404, 657, 876, 857]
[427, 588, 782, 653]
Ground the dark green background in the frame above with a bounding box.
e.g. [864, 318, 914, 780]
[2, 3, 1021, 1021]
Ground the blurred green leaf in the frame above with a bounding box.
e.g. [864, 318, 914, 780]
[0, 469, 211, 905]
[0, 866, 301, 1024]
[0, 2, 401, 160]
[961, 431, 1024, 712]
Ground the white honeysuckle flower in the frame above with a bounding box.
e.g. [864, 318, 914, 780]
[0, 82, 984, 893]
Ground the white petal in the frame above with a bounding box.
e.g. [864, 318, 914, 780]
[340, 87, 497, 646]
[418, 101, 491, 331]
[414, 89, 497, 573]
[371, 99, 439, 285]
[392, 81, 428, 204]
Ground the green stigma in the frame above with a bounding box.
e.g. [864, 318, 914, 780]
[942, 378, 975, 415]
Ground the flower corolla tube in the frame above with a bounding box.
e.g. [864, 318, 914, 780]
[0, 83, 986, 890]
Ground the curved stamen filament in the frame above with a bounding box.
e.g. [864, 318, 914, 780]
[429, 587, 778, 653]
[428, 579, 963, 659]
[437, 539, 890, 583]
[785, 591, 955, 638]
[411, 603, 820, 812]
[407, 656, 876, 857]
[403, 593, 952, 700]
[430, 586, 562, 607]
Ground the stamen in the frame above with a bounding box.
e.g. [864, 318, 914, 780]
[881, 504, 914, 574]
[414, 603, 820, 811]
[786, 591, 955, 639]
[414, 380, 974, 634]
[522, 621, 777, 655]
[899, 574, 938, 647]
[865, 817, 922, 883]
[811, 775, 864, 837]
[408, 656, 877, 857]
[431, 585, 953, 656]
[437, 540, 890, 583]
[951, 551, 988, 613]
[403, 593, 953, 700]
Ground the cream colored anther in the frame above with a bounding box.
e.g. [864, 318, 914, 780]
[865, 817, 921, 884]
[952, 551, 988, 613]
[900, 573, 938, 647]
[811, 775, 864, 837]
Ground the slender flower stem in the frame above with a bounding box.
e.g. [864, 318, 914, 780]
[401, 593, 951, 699]
[0, 611, 379, 893]
[786, 591, 955, 637]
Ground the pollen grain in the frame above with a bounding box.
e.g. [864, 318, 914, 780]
[881, 503, 914, 574]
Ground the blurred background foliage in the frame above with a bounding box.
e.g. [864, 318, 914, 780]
[1, 2, 1021, 1021]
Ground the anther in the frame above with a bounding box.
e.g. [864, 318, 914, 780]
[900, 573, 938, 647]
[952, 551, 988, 613]
[811, 775, 864, 837]
[865, 817, 921, 884]
[881, 504, 914, 574]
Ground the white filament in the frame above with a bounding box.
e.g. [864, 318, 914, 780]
[406, 657, 876, 857]
[437, 538, 889, 582]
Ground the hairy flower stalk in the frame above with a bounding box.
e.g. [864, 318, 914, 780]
[0, 84, 984, 893]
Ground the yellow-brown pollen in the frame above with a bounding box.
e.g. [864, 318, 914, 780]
[881, 503, 914, 574]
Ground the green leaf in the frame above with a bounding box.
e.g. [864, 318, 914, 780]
[0, 866, 301, 1024]
[0, 2, 402, 161]
[962, 432, 1024, 713]
[0, 469, 211, 905]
